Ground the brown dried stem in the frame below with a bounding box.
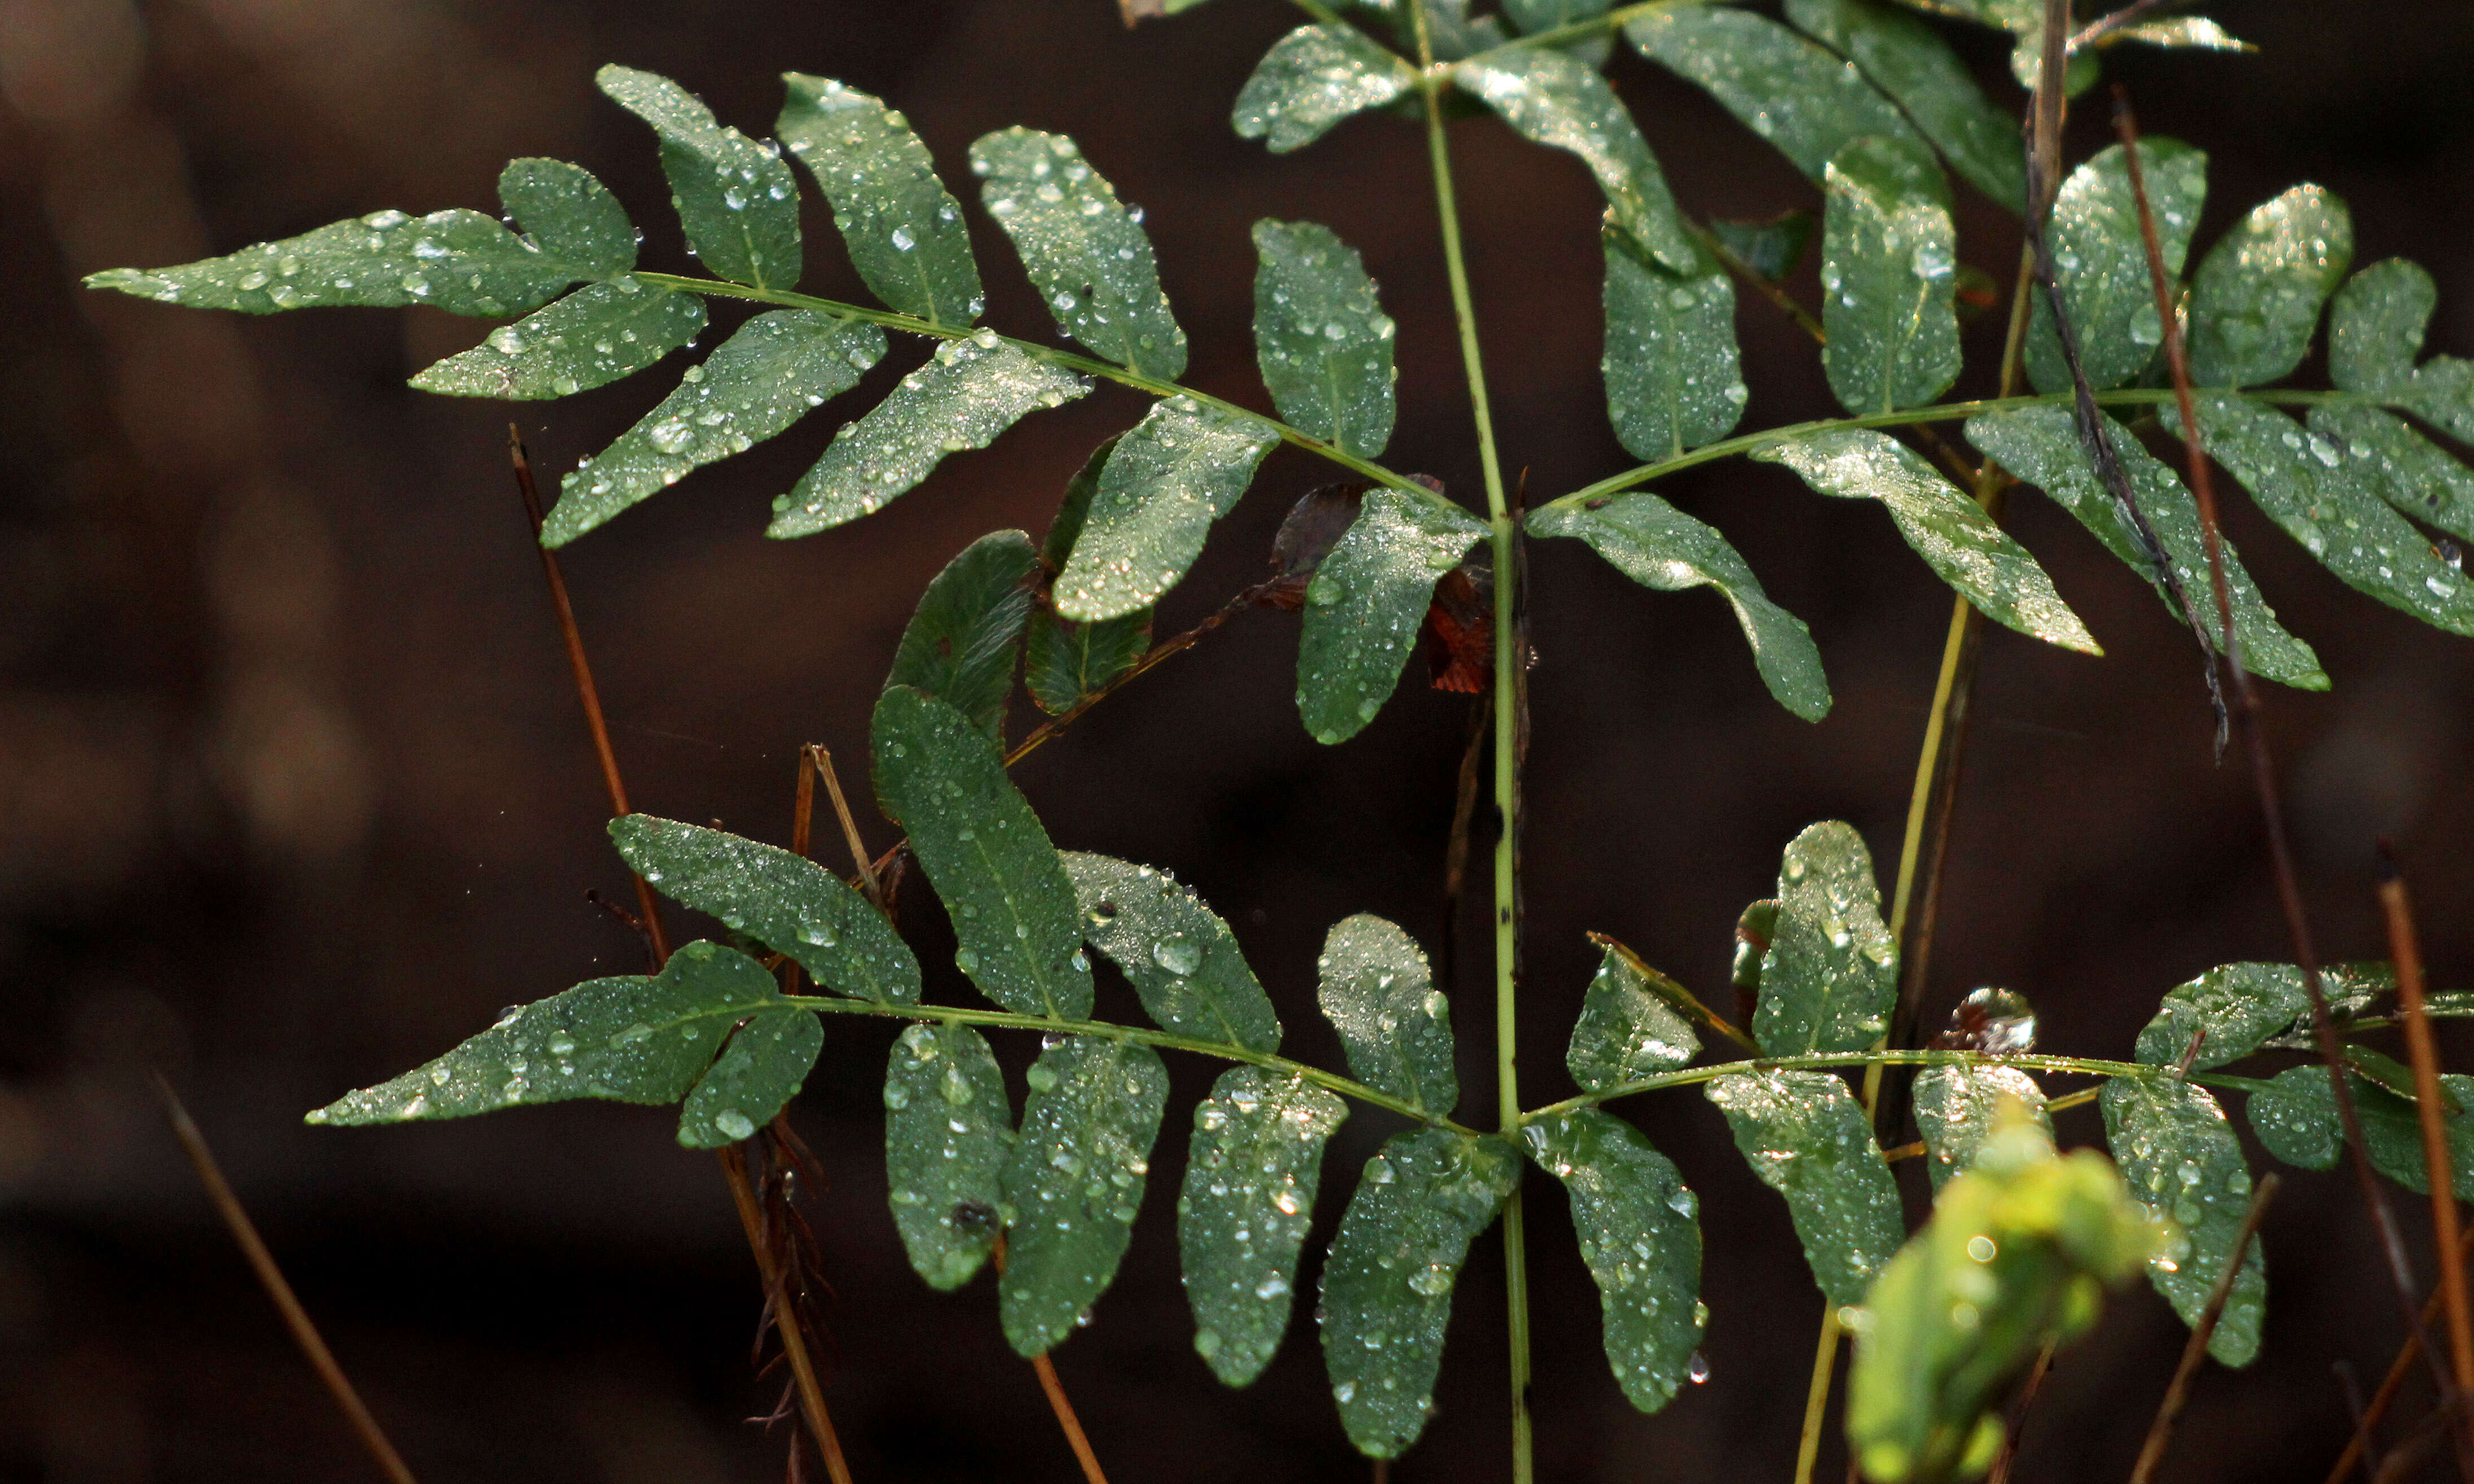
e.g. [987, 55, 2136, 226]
[720, 1145, 853, 1484]
[992, 1232, 1112, 1484]
[807, 745, 882, 906]
[2128, 1173, 2281, 1484]
[2379, 845, 2474, 1396]
[155, 1077, 419, 1484]
[1986, 1341, 2058, 1484]
[2327, 1225, 2474, 1484]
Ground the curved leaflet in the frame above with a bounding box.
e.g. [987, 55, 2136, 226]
[1706, 1068, 1904, 1306]
[1451, 48, 1695, 273]
[680, 1008, 821, 1147]
[999, 1036, 1169, 1356]
[1600, 228, 1746, 463]
[1565, 943, 1699, 1093]
[1296, 490, 1488, 745]
[498, 159, 637, 278]
[1253, 219, 1398, 459]
[1052, 396, 1278, 622]
[1062, 853, 1282, 1052]
[777, 74, 983, 328]
[2186, 184, 2352, 389]
[1232, 24, 1412, 155]
[596, 65, 802, 291]
[1911, 1063, 2050, 1191]
[1626, 7, 1924, 182]
[885, 530, 1040, 738]
[1178, 1068, 1346, 1386]
[2100, 1076, 2265, 1366]
[1523, 1108, 1706, 1413]
[1316, 913, 1458, 1116]
[1784, 0, 2022, 208]
[1820, 135, 1960, 417]
[1754, 821, 1896, 1057]
[2249, 1065, 2474, 1197]
[410, 276, 705, 399]
[972, 128, 1187, 379]
[883, 1023, 1014, 1290]
[2023, 141, 2207, 395]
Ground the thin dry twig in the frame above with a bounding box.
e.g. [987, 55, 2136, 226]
[721, 1146, 854, 1484]
[2336, 1360, 2388, 1483]
[155, 1077, 419, 1484]
[807, 745, 882, 907]
[2379, 844, 2474, 1396]
[1986, 1341, 2058, 1484]
[2128, 1173, 2281, 1484]
[2328, 1224, 2474, 1484]
[992, 1232, 1112, 1484]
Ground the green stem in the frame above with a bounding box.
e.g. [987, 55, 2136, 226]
[780, 994, 1481, 1135]
[628, 272, 1441, 505]
[1463, 0, 1736, 59]
[1406, 4, 1530, 1478]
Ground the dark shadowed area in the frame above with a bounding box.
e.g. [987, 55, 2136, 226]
[4, 1, 2472, 1480]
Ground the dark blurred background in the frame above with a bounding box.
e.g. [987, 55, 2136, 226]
[3, 1, 2471, 1479]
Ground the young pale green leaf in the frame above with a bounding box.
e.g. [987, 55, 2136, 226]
[306, 940, 786, 1126]
[1626, 7, 1926, 182]
[1052, 396, 1279, 622]
[678, 1008, 821, 1147]
[1965, 407, 2325, 689]
[1784, 0, 2023, 208]
[2131, 960, 2393, 1069]
[1025, 611, 1151, 715]
[883, 1022, 1014, 1290]
[1600, 228, 1746, 462]
[1756, 430, 2100, 653]
[498, 159, 637, 279]
[1452, 49, 1696, 274]
[1523, 1109, 1706, 1413]
[1178, 1068, 1347, 1387]
[1318, 913, 1457, 1116]
[2309, 404, 2474, 544]
[2167, 396, 2474, 635]
[1061, 853, 1283, 1052]
[2186, 184, 2353, 389]
[1296, 490, 1487, 745]
[2023, 140, 2208, 395]
[2328, 258, 2434, 398]
[1252, 220, 1398, 459]
[1319, 1129, 1521, 1458]
[596, 64, 802, 291]
[547, 311, 885, 546]
[999, 1036, 1169, 1356]
[1754, 822, 1896, 1057]
[1528, 492, 1831, 721]
[970, 128, 1187, 379]
[2250, 1066, 2474, 1197]
[1565, 944, 1700, 1093]
[769, 333, 1090, 537]
[1821, 136, 1961, 417]
[870, 687, 1093, 1019]
[1232, 24, 1414, 156]
[1705, 1069, 1904, 1306]
[885, 530, 1039, 737]
[777, 75, 984, 328]
[86, 207, 591, 317]
[408, 277, 705, 399]
[2100, 1077, 2265, 1367]
[1911, 1064, 2050, 1192]
[608, 814, 921, 1005]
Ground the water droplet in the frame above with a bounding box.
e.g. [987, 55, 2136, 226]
[715, 1110, 756, 1141]
[1687, 1352, 1710, 1384]
[1152, 935, 1203, 976]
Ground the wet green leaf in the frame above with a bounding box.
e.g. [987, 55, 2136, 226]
[608, 814, 920, 1005]
[596, 64, 803, 291]
[1178, 1068, 1347, 1386]
[883, 1022, 1014, 1290]
[1052, 396, 1279, 622]
[999, 1036, 1169, 1356]
[1232, 24, 1414, 155]
[2327, 258, 2434, 399]
[970, 128, 1187, 379]
[1733, 900, 1780, 1002]
[2100, 1076, 2264, 1367]
[1965, 406, 2325, 689]
[1253, 220, 1398, 459]
[1600, 228, 1746, 461]
[1025, 610, 1151, 715]
[2167, 396, 2474, 636]
[498, 159, 637, 278]
[1528, 492, 1830, 721]
[678, 1007, 821, 1148]
[1821, 136, 1960, 416]
[1849, 1112, 2154, 1484]
[2023, 140, 2207, 395]
[1062, 853, 1282, 1052]
[1756, 430, 2099, 653]
[777, 75, 984, 328]
[1566, 944, 1700, 1093]
[1708, 211, 1815, 283]
[2308, 404, 2474, 544]
[409, 276, 704, 399]
[1754, 822, 1896, 1057]
[1317, 913, 1457, 1116]
[1041, 436, 1120, 569]
[1911, 1063, 2050, 1191]
[2133, 962, 2317, 1070]
[1296, 490, 1487, 745]
[1706, 1069, 1904, 1306]
[886, 530, 1040, 737]
[870, 687, 1092, 1019]
[2249, 1065, 2474, 1197]
[1784, 0, 2023, 208]
[547, 310, 885, 545]
[769, 332, 1090, 537]
[1453, 49, 1695, 273]
[1319, 1128, 1520, 1457]
[1501, 0, 1614, 61]
[306, 940, 788, 1126]
[1627, 7, 1926, 182]
[85, 207, 592, 317]
[2186, 185, 2352, 389]
[1523, 1108, 1705, 1413]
